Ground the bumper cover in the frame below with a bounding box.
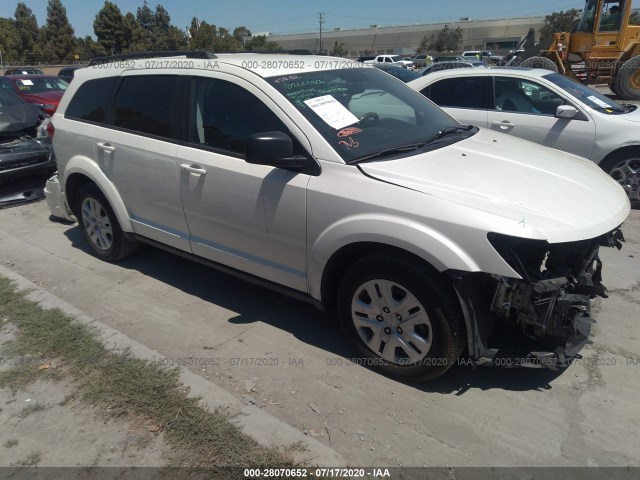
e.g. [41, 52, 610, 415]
[44, 174, 75, 221]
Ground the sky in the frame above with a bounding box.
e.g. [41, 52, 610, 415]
[0, 0, 587, 38]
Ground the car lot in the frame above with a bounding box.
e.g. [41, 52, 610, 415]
[0, 198, 638, 467]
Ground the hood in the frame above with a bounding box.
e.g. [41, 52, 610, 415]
[359, 128, 630, 243]
[617, 105, 640, 124]
[0, 103, 40, 134]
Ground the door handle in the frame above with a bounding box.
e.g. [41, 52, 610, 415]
[492, 121, 515, 130]
[180, 164, 207, 175]
[96, 142, 116, 153]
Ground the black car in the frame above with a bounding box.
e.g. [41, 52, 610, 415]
[57, 66, 82, 82]
[356, 56, 376, 63]
[375, 64, 421, 82]
[0, 89, 53, 180]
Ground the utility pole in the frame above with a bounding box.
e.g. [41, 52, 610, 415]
[318, 12, 325, 54]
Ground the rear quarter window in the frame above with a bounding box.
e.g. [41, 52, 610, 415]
[65, 77, 118, 124]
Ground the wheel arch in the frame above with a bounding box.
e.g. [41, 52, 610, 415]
[308, 216, 493, 307]
[599, 144, 640, 172]
[319, 242, 459, 313]
[63, 157, 133, 232]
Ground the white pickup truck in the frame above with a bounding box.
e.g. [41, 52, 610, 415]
[364, 54, 414, 68]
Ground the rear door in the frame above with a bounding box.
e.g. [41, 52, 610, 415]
[95, 72, 191, 251]
[419, 76, 490, 128]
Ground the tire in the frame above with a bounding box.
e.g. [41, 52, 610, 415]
[600, 151, 640, 203]
[74, 183, 139, 261]
[613, 56, 640, 101]
[519, 56, 559, 72]
[336, 255, 466, 382]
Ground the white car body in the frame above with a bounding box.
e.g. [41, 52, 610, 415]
[367, 54, 414, 69]
[407, 67, 640, 201]
[45, 54, 629, 380]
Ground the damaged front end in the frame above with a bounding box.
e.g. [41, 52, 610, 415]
[452, 228, 625, 369]
[0, 89, 54, 181]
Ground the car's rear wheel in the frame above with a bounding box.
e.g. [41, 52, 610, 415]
[337, 255, 465, 381]
[74, 183, 139, 261]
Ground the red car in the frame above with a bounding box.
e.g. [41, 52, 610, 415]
[0, 75, 68, 116]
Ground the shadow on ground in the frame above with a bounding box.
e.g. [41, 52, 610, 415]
[63, 225, 569, 394]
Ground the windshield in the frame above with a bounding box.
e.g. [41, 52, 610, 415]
[14, 77, 68, 94]
[577, 0, 598, 32]
[543, 72, 626, 113]
[267, 68, 467, 163]
[0, 88, 25, 106]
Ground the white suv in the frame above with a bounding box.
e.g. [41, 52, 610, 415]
[45, 51, 629, 381]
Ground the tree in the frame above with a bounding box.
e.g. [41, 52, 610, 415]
[331, 41, 347, 57]
[39, 0, 76, 63]
[14, 3, 39, 61]
[232, 26, 252, 47]
[0, 17, 20, 62]
[124, 12, 152, 52]
[540, 9, 581, 45]
[189, 19, 217, 50]
[94, 1, 126, 54]
[426, 25, 462, 53]
[244, 35, 281, 52]
[76, 35, 107, 60]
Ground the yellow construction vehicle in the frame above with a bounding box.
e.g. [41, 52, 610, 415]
[520, 0, 640, 99]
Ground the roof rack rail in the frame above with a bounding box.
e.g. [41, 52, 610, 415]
[88, 50, 216, 66]
[221, 49, 316, 55]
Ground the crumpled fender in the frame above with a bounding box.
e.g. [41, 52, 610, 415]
[63, 155, 133, 232]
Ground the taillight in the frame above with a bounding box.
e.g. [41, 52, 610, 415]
[46, 121, 55, 139]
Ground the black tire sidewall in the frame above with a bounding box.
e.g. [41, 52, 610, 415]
[337, 257, 464, 381]
[614, 56, 640, 100]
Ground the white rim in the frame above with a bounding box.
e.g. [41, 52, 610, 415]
[350, 279, 433, 365]
[81, 197, 113, 251]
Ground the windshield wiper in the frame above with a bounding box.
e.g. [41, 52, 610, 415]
[347, 143, 427, 164]
[425, 125, 474, 144]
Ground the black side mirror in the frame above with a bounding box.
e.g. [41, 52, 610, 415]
[245, 132, 307, 171]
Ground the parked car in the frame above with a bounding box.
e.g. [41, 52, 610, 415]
[58, 66, 83, 83]
[408, 67, 640, 202]
[408, 53, 431, 68]
[4, 67, 45, 76]
[356, 56, 376, 63]
[433, 55, 467, 63]
[416, 60, 475, 76]
[0, 88, 54, 180]
[367, 55, 414, 68]
[462, 50, 503, 63]
[0, 75, 68, 116]
[374, 64, 421, 82]
[45, 52, 628, 381]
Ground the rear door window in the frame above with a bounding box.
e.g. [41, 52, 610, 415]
[424, 77, 487, 109]
[113, 75, 181, 139]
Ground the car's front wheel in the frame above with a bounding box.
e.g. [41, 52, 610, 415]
[601, 152, 640, 203]
[74, 183, 139, 261]
[337, 255, 465, 381]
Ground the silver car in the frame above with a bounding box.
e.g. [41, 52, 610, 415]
[408, 67, 640, 202]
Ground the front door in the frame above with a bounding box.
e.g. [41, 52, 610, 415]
[176, 75, 310, 291]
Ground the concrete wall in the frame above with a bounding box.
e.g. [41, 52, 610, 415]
[267, 16, 545, 57]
